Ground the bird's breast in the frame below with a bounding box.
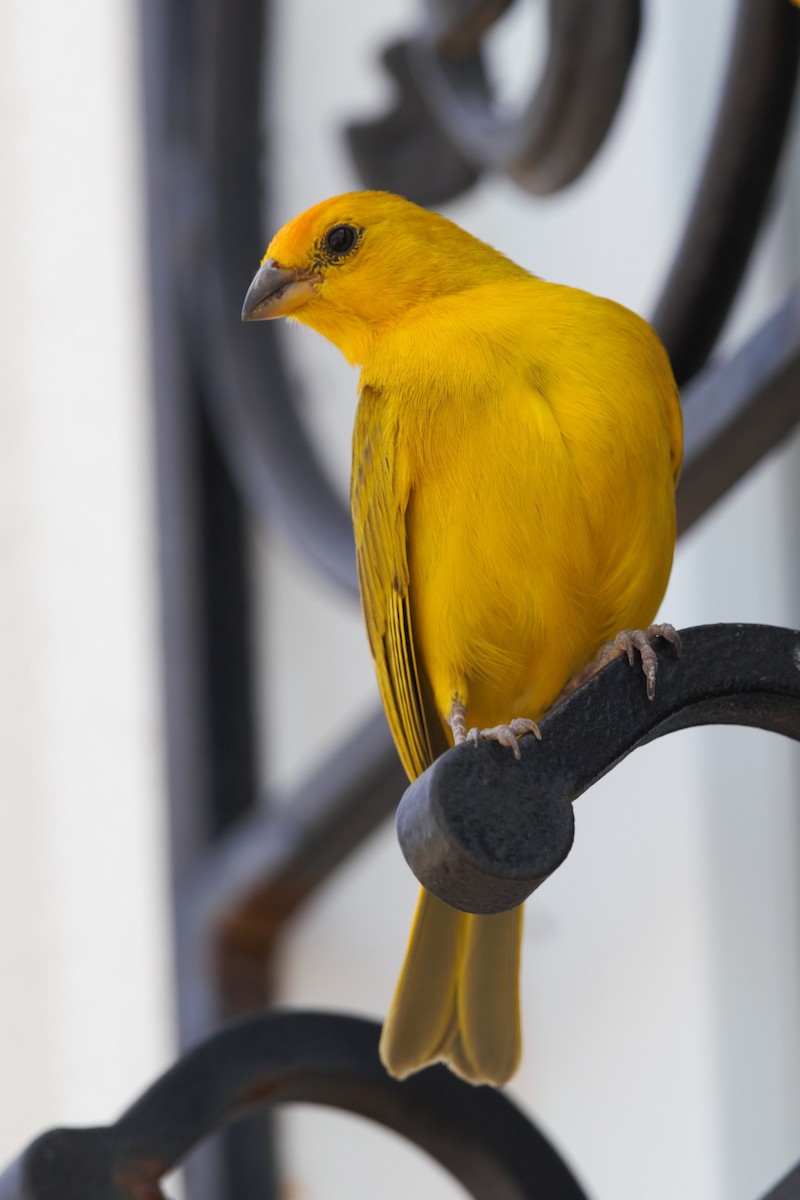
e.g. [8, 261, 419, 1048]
[401, 384, 602, 722]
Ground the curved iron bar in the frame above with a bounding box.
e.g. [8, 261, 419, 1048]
[676, 286, 800, 535]
[187, 0, 358, 596]
[652, 0, 800, 385]
[397, 624, 800, 914]
[0, 1013, 589, 1200]
[409, 0, 641, 195]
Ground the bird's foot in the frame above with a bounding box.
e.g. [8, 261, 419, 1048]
[555, 622, 681, 705]
[448, 701, 469, 745]
[448, 702, 540, 760]
[614, 624, 682, 699]
[466, 718, 541, 761]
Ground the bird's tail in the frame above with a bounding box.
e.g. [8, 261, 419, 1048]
[378, 887, 522, 1086]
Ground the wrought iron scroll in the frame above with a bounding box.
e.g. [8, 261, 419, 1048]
[0, 1013, 590, 1200]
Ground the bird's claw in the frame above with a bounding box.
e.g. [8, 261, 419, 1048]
[466, 717, 541, 760]
[614, 623, 682, 700]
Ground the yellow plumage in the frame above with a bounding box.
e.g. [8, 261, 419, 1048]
[243, 191, 682, 1086]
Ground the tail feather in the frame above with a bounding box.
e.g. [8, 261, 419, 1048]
[457, 907, 523, 1085]
[379, 887, 522, 1086]
[379, 889, 465, 1078]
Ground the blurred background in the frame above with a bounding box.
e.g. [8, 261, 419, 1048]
[1, 0, 799, 1197]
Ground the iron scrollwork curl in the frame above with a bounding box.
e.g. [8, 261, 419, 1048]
[403, 0, 640, 195]
[349, 0, 641, 203]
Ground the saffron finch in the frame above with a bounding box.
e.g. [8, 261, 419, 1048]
[243, 191, 682, 1086]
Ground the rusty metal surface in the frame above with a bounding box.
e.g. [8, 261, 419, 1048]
[177, 711, 406, 1029]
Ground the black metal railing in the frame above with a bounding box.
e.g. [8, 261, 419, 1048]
[2, 0, 800, 1197]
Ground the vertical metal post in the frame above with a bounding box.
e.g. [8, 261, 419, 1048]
[138, 0, 278, 1194]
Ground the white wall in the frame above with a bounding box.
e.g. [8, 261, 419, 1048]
[0, 1, 798, 1199]
[0, 0, 173, 1165]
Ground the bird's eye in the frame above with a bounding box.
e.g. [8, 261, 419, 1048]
[324, 224, 358, 258]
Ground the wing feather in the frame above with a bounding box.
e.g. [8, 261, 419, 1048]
[351, 385, 441, 780]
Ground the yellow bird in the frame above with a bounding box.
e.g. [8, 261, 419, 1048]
[242, 191, 682, 1087]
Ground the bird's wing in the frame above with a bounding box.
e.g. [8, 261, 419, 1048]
[351, 385, 442, 780]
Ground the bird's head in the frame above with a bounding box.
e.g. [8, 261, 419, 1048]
[242, 191, 527, 363]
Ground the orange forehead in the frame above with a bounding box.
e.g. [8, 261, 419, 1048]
[262, 191, 419, 266]
[264, 194, 361, 265]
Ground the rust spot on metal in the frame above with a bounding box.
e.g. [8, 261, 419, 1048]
[113, 1156, 169, 1199]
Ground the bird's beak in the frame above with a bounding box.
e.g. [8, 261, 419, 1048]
[241, 260, 318, 321]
